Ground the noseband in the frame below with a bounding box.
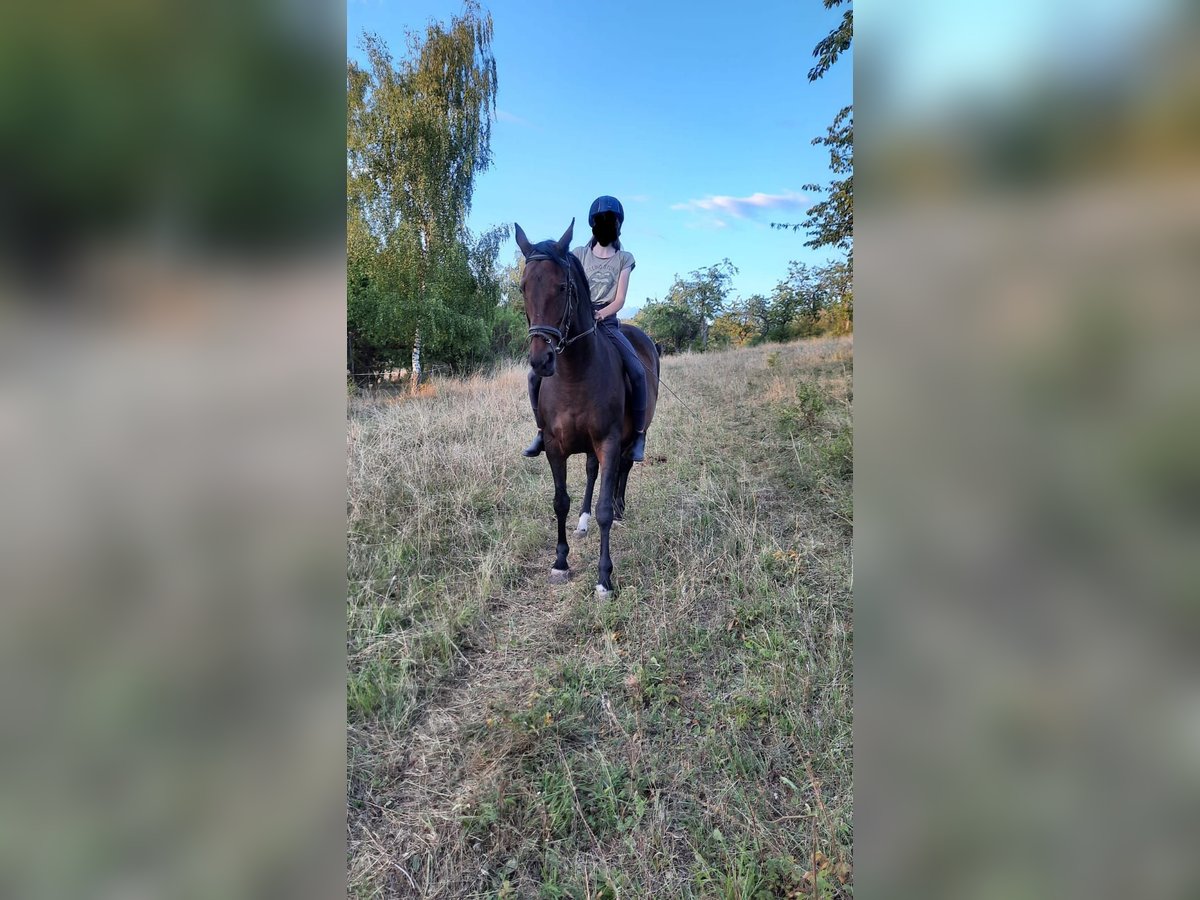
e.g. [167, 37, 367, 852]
[524, 250, 595, 355]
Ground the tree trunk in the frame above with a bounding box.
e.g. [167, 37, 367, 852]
[410, 328, 422, 394]
[412, 226, 429, 395]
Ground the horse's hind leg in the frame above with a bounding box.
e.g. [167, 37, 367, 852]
[576, 452, 598, 535]
[614, 455, 633, 521]
[548, 450, 571, 582]
[594, 438, 621, 597]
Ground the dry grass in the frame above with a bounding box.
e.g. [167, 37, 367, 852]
[347, 336, 853, 898]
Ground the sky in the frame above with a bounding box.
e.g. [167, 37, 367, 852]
[859, 0, 1177, 126]
[346, 0, 852, 314]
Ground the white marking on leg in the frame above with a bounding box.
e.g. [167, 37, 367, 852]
[595, 584, 612, 599]
[576, 512, 591, 534]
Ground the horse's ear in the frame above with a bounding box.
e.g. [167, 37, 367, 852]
[514, 223, 534, 258]
[555, 218, 574, 255]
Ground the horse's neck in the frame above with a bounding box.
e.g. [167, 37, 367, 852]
[556, 336, 598, 381]
[553, 273, 600, 379]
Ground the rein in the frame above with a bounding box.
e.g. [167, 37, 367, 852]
[524, 250, 596, 355]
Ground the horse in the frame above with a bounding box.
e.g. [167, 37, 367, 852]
[514, 219, 660, 597]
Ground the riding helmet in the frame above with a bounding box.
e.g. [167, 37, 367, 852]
[588, 195, 624, 228]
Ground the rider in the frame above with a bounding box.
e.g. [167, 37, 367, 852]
[523, 194, 649, 463]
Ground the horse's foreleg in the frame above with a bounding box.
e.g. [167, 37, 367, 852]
[576, 452, 598, 535]
[548, 451, 571, 581]
[594, 440, 621, 596]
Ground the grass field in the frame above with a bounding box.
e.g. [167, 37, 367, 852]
[347, 336, 853, 898]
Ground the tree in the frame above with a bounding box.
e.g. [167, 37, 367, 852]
[709, 305, 756, 349]
[630, 298, 702, 355]
[773, 261, 824, 338]
[765, 259, 853, 339]
[347, 2, 498, 391]
[798, 105, 852, 251]
[816, 258, 852, 334]
[489, 252, 528, 360]
[741, 294, 771, 344]
[807, 0, 852, 83]
[773, 0, 853, 252]
[664, 259, 738, 351]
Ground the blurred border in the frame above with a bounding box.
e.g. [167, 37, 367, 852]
[856, 2, 1200, 897]
[0, 1, 347, 897]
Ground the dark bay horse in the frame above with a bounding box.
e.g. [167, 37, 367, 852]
[514, 219, 660, 597]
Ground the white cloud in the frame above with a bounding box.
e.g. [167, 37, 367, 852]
[671, 190, 808, 220]
[495, 109, 530, 126]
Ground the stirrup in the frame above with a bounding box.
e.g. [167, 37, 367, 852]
[522, 431, 545, 457]
[629, 431, 646, 463]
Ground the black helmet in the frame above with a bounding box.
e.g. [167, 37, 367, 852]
[588, 195, 624, 227]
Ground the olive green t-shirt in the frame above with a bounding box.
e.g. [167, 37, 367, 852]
[572, 243, 635, 310]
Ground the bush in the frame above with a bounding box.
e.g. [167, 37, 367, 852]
[777, 381, 827, 434]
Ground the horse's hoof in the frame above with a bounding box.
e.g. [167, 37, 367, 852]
[549, 568, 571, 585]
[595, 584, 613, 599]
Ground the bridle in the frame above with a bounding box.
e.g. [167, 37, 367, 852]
[523, 249, 595, 355]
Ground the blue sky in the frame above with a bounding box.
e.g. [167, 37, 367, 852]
[859, 0, 1177, 125]
[347, 0, 852, 314]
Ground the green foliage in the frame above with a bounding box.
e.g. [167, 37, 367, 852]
[629, 297, 701, 354]
[808, 0, 853, 82]
[346, 3, 502, 384]
[795, 381, 828, 426]
[711, 259, 852, 352]
[773, 1, 853, 252]
[490, 255, 528, 360]
[491, 303, 528, 361]
[708, 310, 756, 349]
[669, 259, 738, 351]
[631, 259, 738, 353]
[800, 105, 853, 252]
[816, 257, 853, 334]
[776, 380, 838, 441]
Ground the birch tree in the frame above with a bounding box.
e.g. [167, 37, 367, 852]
[347, 2, 497, 391]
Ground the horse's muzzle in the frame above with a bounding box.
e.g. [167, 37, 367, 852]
[529, 341, 556, 377]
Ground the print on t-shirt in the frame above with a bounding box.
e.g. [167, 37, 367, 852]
[588, 268, 616, 307]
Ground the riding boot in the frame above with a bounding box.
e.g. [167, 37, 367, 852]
[523, 430, 545, 457]
[629, 388, 648, 463]
[629, 430, 646, 463]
